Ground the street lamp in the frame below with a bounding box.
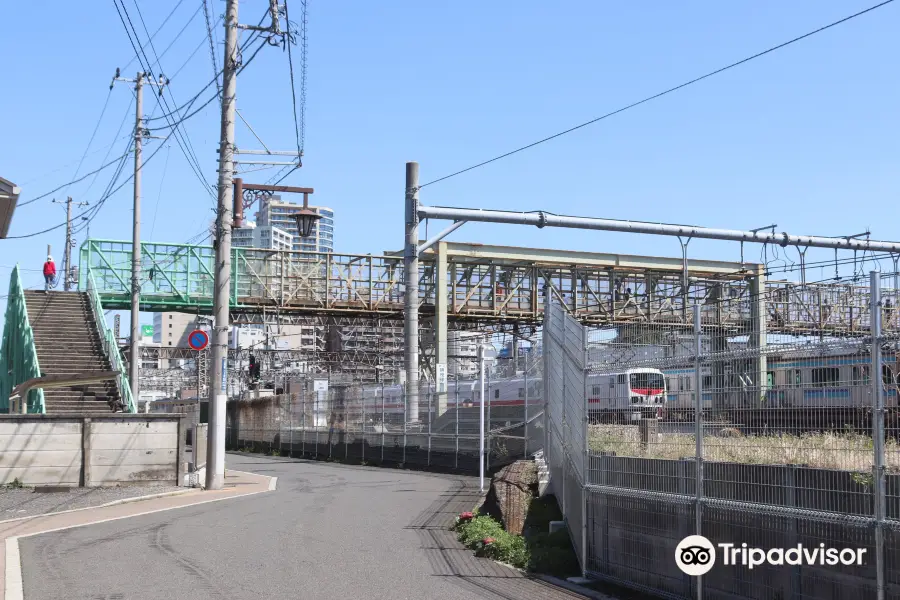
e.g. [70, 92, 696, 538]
[290, 192, 321, 239]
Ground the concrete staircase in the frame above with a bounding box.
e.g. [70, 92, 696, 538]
[24, 291, 121, 415]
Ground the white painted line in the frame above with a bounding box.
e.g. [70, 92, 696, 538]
[0, 489, 193, 526]
[268, 477, 278, 491]
[5, 537, 22, 600]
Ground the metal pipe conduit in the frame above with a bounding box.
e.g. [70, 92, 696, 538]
[418, 206, 900, 253]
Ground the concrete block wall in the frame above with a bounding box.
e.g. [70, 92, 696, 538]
[0, 415, 185, 487]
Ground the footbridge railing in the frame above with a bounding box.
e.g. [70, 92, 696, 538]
[0, 266, 45, 413]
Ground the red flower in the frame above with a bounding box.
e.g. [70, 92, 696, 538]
[459, 511, 474, 521]
[482, 537, 495, 545]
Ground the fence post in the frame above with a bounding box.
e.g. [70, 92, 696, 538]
[543, 291, 551, 476]
[870, 271, 886, 600]
[524, 366, 529, 460]
[581, 322, 589, 577]
[361, 387, 366, 464]
[427, 382, 432, 467]
[301, 389, 306, 457]
[693, 304, 704, 600]
[289, 392, 294, 458]
[381, 383, 385, 464]
[455, 374, 459, 470]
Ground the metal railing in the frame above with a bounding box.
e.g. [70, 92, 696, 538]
[545, 273, 900, 600]
[86, 268, 136, 413]
[0, 266, 44, 414]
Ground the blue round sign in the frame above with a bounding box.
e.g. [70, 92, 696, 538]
[188, 329, 209, 351]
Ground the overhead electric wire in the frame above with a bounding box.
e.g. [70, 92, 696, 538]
[283, 0, 303, 160]
[113, 0, 214, 200]
[15, 151, 134, 207]
[418, 0, 897, 189]
[126, 0, 214, 199]
[202, 0, 222, 102]
[63, 89, 114, 197]
[121, 0, 188, 71]
[84, 95, 135, 197]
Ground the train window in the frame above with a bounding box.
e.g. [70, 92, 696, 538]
[791, 369, 802, 387]
[617, 374, 626, 384]
[592, 385, 602, 395]
[682, 376, 691, 392]
[702, 376, 712, 389]
[812, 367, 840, 386]
[766, 372, 775, 387]
[883, 365, 894, 386]
[609, 378, 615, 388]
[518, 387, 525, 399]
[494, 389, 500, 399]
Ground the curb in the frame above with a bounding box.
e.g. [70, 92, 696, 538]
[0, 489, 194, 526]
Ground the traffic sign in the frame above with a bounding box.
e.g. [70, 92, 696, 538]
[188, 329, 209, 351]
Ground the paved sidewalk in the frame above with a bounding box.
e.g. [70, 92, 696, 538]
[0, 485, 186, 522]
[1, 469, 274, 600]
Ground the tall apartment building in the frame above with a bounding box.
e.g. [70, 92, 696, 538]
[231, 222, 293, 250]
[256, 194, 334, 252]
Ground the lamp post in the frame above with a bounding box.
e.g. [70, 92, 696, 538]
[290, 191, 322, 239]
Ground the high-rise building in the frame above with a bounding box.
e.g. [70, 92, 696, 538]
[231, 222, 293, 250]
[256, 194, 334, 252]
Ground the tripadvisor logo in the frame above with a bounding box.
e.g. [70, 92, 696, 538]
[675, 536, 867, 575]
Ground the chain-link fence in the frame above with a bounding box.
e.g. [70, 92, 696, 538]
[545, 273, 900, 600]
[225, 377, 546, 471]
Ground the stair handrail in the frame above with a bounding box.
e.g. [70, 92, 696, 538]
[86, 267, 136, 413]
[0, 266, 45, 413]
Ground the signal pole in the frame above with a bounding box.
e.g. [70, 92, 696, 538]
[112, 70, 167, 404]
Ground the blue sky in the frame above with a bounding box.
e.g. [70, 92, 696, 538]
[1, 0, 898, 325]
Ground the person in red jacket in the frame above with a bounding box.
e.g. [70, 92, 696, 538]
[43, 255, 56, 292]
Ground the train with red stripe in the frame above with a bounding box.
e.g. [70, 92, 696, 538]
[356, 367, 667, 426]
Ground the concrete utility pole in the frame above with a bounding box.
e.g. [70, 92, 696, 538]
[404, 162, 420, 424]
[51, 196, 88, 291]
[131, 73, 143, 403]
[207, 0, 240, 491]
[112, 70, 166, 406]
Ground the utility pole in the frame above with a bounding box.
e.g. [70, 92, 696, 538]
[51, 196, 88, 291]
[205, 0, 295, 491]
[207, 0, 240, 491]
[112, 70, 166, 407]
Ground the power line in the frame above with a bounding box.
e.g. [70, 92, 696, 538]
[418, 0, 897, 189]
[113, 0, 214, 200]
[15, 151, 133, 207]
[121, 0, 189, 71]
[127, 0, 215, 199]
[283, 0, 304, 159]
[202, 0, 222, 102]
[63, 89, 113, 196]
[149, 145, 172, 239]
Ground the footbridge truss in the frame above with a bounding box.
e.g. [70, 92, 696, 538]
[80, 238, 896, 335]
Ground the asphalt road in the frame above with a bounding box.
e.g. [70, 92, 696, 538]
[19, 454, 574, 600]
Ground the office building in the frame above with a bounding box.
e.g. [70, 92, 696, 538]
[256, 194, 334, 252]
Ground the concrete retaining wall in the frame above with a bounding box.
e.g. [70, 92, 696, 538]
[0, 415, 185, 487]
